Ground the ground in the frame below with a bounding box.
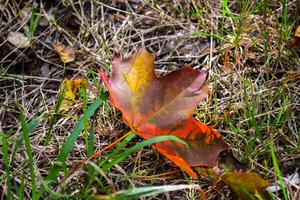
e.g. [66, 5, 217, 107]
[0, 0, 299, 199]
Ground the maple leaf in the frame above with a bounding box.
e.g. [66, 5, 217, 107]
[99, 48, 228, 178]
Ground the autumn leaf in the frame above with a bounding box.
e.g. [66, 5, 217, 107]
[53, 43, 76, 63]
[294, 25, 300, 38]
[221, 172, 270, 200]
[7, 32, 30, 48]
[99, 48, 228, 178]
[290, 25, 300, 48]
[59, 77, 87, 112]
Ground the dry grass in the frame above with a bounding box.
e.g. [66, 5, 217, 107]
[0, 0, 299, 199]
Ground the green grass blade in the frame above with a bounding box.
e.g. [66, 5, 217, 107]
[20, 112, 37, 200]
[13, 117, 40, 158]
[29, 7, 40, 39]
[41, 180, 69, 199]
[104, 184, 200, 200]
[47, 84, 66, 142]
[102, 135, 188, 171]
[17, 167, 26, 200]
[98, 132, 136, 168]
[37, 96, 106, 199]
[269, 141, 288, 200]
[1, 131, 12, 200]
[46, 98, 102, 179]
[87, 119, 95, 175]
[80, 87, 89, 152]
[87, 119, 95, 157]
[275, 96, 288, 128]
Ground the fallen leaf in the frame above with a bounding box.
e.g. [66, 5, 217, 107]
[290, 25, 300, 47]
[221, 172, 270, 200]
[59, 77, 87, 112]
[295, 25, 300, 37]
[99, 48, 228, 178]
[53, 43, 75, 63]
[7, 32, 30, 48]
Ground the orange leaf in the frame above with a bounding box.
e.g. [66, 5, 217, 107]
[99, 48, 228, 178]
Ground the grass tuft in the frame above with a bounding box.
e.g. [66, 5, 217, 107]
[1, 131, 12, 200]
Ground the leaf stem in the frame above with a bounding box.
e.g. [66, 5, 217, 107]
[90, 130, 133, 160]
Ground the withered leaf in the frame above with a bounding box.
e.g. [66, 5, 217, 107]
[222, 172, 270, 200]
[53, 43, 76, 63]
[59, 77, 87, 113]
